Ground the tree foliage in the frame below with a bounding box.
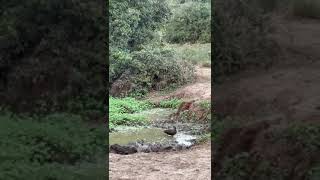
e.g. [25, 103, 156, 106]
[109, 0, 195, 97]
[165, 0, 211, 43]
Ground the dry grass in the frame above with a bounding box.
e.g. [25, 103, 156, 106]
[166, 43, 211, 67]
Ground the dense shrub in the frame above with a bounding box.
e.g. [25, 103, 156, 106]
[110, 45, 195, 97]
[213, 0, 278, 82]
[109, 0, 170, 51]
[109, 0, 195, 96]
[165, 1, 211, 43]
[129, 46, 195, 94]
[0, 0, 105, 114]
[213, 121, 320, 180]
[0, 112, 106, 179]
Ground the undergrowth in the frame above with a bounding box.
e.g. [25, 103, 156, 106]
[109, 97, 153, 128]
[157, 98, 182, 109]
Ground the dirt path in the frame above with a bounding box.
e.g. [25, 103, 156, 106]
[109, 143, 211, 180]
[109, 67, 212, 180]
[148, 66, 211, 102]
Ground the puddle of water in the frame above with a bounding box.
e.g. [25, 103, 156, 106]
[110, 108, 201, 149]
[174, 133, 197, 146]
[109, 127, 172, 145]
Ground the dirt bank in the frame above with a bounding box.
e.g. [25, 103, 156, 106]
[148, 66, 211, 102]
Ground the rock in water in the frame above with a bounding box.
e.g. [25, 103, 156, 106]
[164, 126, 177, 136]
[110, 144, 137, 155]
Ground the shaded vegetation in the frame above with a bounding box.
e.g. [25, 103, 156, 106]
[213, 120, 320, 180]
[0, 0, 105, 114]
[0, 1, 106, 178]
[292, 0, 320, 19]
[0, 112, 106, 179]
[213, 0, 278, 82]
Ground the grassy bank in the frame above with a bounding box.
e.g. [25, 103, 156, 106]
[109, 97, 153, 129]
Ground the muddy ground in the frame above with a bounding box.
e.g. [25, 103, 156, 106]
[109, 66, 211, 180]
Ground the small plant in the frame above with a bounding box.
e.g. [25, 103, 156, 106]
[272, 123, 320, 153]
[218, 152, 251, 180]
[109, 97, 153, 127]
[196, 133, 211, 144]
[199, 100, 211, 110]
[158, 98, 183, 108]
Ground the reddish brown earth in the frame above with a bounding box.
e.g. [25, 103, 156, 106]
[148, 66, 211, 102]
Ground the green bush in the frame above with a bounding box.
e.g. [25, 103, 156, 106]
[130, 46, 195, 93]
[110, 45, 195, 96]
[109, 0, 170, 51]
[109, 0, 195, 95]
[0, 112, 106, 179]
[214, 122, 320, 180]
[165, 1, 211, 43]
[158, 98, 183, 108]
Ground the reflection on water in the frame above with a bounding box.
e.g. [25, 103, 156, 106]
[109, 127, 172, 145]
[109, 127, 198, 147]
